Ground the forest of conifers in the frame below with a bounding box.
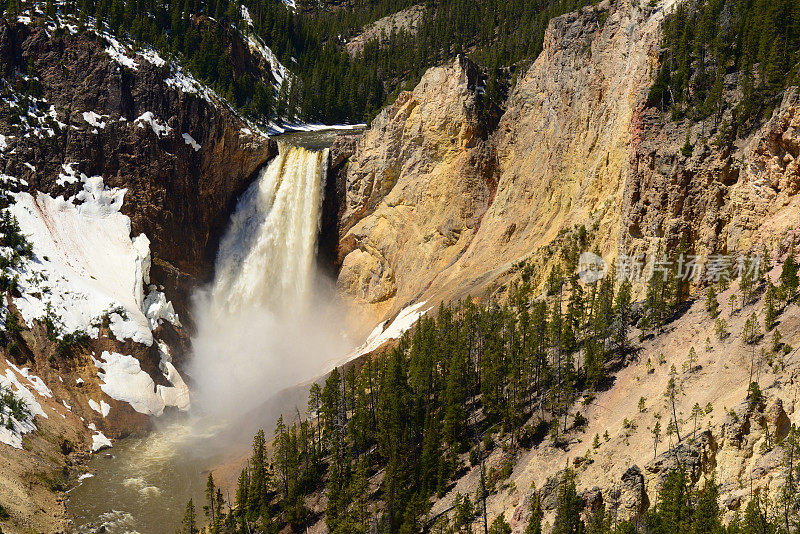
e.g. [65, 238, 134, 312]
[179, 238, 800, 533]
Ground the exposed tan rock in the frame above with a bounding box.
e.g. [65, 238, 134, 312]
[344, 4, 426, 57]
[335, 0, 672, 324]
[334, 54, 499, 327]
[623, 86, 800, 263]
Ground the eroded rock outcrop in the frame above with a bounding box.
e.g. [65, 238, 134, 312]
[334, 0, 671, 323]
[333, 55, 499, 325]
[0, 20, 276, 330]
[623, 84, 800, 260]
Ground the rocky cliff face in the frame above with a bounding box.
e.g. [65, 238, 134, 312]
[334, 0, 800, 320]
[623, 84, 800, 261]
[332, 55, 500, 326]
[0, 19, 275, 330]
[329, 0, 800, 528]
[332, 0, 671, 324]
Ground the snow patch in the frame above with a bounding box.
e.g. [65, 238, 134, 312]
[82, 111, 107, 129]
[241, 5, 253, 26]
[134, 112, 171, 138]
[182, 132, 201, 151]
[91, 430, 112, 452]
[156, 341, 190, 411]
[57, 163, 80, 186]
[0, 361, 50, 449]
[9, 176, 157, 346]
[94, 351, 189, 416]
[105, 36, 137, 70]
[143, 288, 181, 330]
[266, 122, 365, 136]
[88, 398, 110, 417]
[347, 301, 431, 360]
[9, 363, 53, 399]
[245, 34, 288, 86]
[139, 48, 166, 67]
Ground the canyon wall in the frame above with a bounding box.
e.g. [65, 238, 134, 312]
[329, 0, 800, 527]
[333, 0, 800, 325]
[0, 19, 276, 329]
[332, 0, 671, 324]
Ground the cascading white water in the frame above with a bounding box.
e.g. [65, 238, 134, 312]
[70, 136, 354, 534]
[211, 142, 328, 316]
[189, 142, 349, 419]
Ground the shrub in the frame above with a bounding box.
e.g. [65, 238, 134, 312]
[574, 412, 588, 429]
[499, 460, 513, 480]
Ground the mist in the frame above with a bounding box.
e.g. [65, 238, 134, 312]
[187, 277, 352, 421]
[186, 143, 353, 424]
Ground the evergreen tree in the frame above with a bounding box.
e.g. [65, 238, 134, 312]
[691, 479, 723, 534]
[553, 469, 584, 534]
[705, 286, 719, 318]
[182, 499, 199, 534]
[524, 489, 544, 534]
[780, 243, 799, 302]
[664, 365, 683, 443]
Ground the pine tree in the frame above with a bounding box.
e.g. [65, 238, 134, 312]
[614, 278, 633, 357]
[655, 469, 691, 533]
[524, 489, 544, 534]
[652, 418, 662, 459]
[247, 429, 268, 521]
[454, 493, 475, 534]
[691, 479, 723, 534]
[764, 282, 777, 331]
[780, 243, 799, 302]
[586, 502, 609, 534]
[203, 473, 221, 534]
[182, 499, 199, 534]
[553, 469, 584, 534]
[489, 513, 512, 534]
[664, 365, 683, 443]
[705, 286, 719, 318]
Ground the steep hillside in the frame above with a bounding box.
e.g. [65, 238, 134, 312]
[0, 12, 276, 532]
[331, 0, 668, 324]
[331, 0, 800, 324]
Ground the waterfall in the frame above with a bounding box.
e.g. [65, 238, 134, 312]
[211, 142, 328, 316]
[189, 142, 347, 419]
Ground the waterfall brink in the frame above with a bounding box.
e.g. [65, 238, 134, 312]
[189, 141, 348, 420]
[212, 142, 328, 317]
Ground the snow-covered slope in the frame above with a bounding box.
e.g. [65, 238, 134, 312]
[8, 176, 175, 347]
